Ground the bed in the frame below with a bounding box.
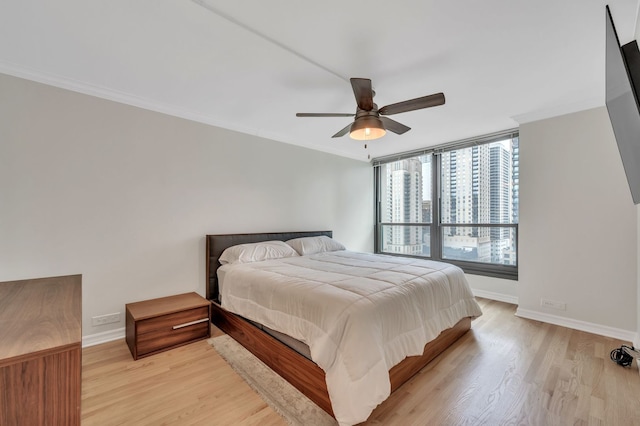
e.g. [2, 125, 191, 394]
[206, 231, 482, 426]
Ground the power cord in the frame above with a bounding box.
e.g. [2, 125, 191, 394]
[610, 345, 639, 367]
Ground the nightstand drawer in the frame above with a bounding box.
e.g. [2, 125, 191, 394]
[138, 322, 209, 356]
[136, 307, 209, 356]
[137, 306, 209, 334]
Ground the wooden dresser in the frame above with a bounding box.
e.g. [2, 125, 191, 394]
[0, 275, 82, 426]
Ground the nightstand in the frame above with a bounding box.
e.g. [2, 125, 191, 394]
[125, 292, 211, 360]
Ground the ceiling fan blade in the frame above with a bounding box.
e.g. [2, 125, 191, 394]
[380, 117, 411, 135]
[296, 113, 355, 117]
[350, 78, 374, 111]
[379, 92, 445, 116]
[331, 123, 353, 138]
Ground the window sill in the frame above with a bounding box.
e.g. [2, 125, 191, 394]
[375, 251, 518, 281]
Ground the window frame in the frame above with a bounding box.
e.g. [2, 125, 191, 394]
[373, 129, 519, 280]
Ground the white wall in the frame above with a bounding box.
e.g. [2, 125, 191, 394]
[0, 73, 374, 338]
[516, 107, 637, 339]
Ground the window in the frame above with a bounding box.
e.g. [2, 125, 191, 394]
[374, 131, 519, 280]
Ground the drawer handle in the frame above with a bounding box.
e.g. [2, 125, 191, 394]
[172, 318, 209, 330]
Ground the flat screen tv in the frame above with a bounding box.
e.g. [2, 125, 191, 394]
[605, 5, 640, 204]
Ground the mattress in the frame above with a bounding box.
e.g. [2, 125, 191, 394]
[245, 317, 313, 359]
[219, 250, 482, 426]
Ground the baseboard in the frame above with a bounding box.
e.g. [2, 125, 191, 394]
[515, 308, 636, 342]
[472, 289, 518, 305]
[82, 327, 126, 348]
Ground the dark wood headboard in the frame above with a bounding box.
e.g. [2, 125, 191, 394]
[205, 231, 332, 302]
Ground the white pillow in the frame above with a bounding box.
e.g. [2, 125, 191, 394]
[219, 240, 299, 265]
[286, 235, 346, 256]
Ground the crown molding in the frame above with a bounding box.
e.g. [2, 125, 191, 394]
[0, 61, 367, 162]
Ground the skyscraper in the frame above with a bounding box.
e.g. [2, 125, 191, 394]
[511, 137, 520, 224]
[441, 145, 492, 262]
[380, 157, 425, 255]
[490, 143, 513, 263]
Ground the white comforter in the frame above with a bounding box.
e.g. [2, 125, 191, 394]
[219, 251, 482, 426]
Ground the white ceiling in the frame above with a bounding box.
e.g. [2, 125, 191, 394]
[1, 0, 639, 161]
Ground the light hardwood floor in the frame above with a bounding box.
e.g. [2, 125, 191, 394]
[81, 331, 284, 426]
[82, 298, 640, 425]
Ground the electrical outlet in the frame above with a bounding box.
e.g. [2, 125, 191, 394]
[540, 298, 566, 311]
[92, 312, 120, 326]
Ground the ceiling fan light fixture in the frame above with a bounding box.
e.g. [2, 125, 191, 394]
[350, 116, 386, 140]
[296, 77, 444, 139]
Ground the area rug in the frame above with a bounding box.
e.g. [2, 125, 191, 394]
[208, 335, 336, 426]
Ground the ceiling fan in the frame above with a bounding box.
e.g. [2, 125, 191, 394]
[296, 78, 445, 141]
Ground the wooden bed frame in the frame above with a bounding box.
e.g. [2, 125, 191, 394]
[206, 231, 472, 417]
